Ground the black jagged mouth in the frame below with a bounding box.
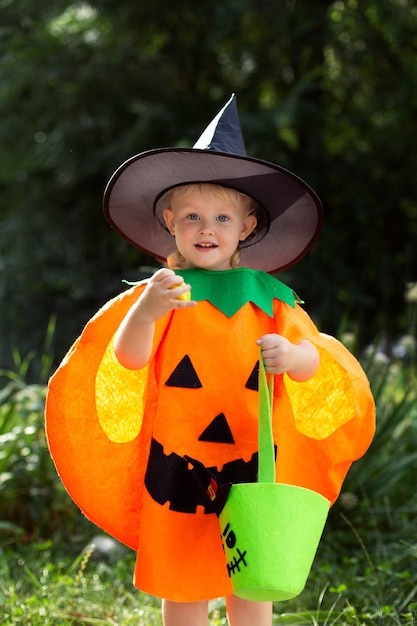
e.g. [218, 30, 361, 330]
[144, 438, 258, 514]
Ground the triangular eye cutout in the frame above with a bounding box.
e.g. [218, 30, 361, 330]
[245, 361, 259, 391]
[165, 355, 202, 388]
[198, 413, 235, 444]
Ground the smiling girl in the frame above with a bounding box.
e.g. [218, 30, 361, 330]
[46, 96, 375, 626]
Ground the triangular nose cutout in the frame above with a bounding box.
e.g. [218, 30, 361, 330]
[165, 355, 202, 388]
[198, 413, 235, 444]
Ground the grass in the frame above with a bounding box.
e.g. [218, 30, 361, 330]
[0, 535, 162, 625]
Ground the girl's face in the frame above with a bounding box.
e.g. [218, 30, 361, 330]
[163, 186, 257, 271]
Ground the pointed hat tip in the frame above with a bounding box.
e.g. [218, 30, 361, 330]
[193, 93, 247, 156]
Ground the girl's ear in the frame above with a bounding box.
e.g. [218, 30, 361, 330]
[163, 208, 175, 235]
[240, 214, 257, 241]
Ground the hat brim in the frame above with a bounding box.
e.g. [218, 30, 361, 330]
[103, 148, 323, 274]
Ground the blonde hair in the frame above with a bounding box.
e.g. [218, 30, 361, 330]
[157, 183, 260, 270]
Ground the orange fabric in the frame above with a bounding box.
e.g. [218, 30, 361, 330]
[45, 282, 375, 601]
[46, 287, 149, 549]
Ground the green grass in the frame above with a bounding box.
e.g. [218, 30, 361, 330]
[0, 535, 162, 625]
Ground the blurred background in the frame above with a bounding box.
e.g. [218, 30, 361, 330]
[1, 0, 416, 377]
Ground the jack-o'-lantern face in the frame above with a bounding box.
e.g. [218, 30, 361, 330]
[144, 353, 261, 514]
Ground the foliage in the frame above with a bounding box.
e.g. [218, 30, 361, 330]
[300, 507, 417, 624]
[0, 538, 162, 625]
[338, 339, 417, 508]
[0, 367, 85, 538]
[1, 0, 417, 370]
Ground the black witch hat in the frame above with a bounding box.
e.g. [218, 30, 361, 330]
[103, 94, 323, 273]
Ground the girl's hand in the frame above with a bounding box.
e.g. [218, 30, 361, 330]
[257, 334, 319, 381]
[136, 268, 195, 323]
[114, 269, 195, 370]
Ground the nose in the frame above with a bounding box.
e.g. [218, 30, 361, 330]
[198, 218, 214, 234]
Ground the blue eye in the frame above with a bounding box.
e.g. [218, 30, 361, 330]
[187, 214, 199, 221]
[217, 215, 229, 222]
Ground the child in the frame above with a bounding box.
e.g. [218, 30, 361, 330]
[46, 95, 375, 626]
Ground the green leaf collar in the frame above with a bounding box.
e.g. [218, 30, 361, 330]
[176, 268, 296, 318]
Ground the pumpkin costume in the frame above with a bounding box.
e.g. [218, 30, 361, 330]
[45, 96, 375, 602]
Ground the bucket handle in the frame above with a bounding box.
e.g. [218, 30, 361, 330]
[258, 348, 276, 484]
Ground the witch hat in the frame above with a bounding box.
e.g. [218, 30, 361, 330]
[103, 94, 323, 273]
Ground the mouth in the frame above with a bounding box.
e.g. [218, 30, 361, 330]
[144, 438, 258, 514]
[195, 242, 218, 250]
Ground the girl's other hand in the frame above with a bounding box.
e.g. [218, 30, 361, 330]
[257, 334, 319, 381]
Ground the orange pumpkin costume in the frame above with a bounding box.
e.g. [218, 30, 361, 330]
[46, 267, 375, 601]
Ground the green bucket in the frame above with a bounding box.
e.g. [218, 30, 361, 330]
[219, 482, 329, 601]
[217, 351, 330, 602]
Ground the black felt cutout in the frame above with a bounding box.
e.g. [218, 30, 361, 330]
[245, 361, 259, 391]
[165, 355, 202, 388]
[198, 413, 235, 444]
[145, 437, 258, 514]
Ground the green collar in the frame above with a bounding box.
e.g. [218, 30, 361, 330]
[176, 268, 296, 318]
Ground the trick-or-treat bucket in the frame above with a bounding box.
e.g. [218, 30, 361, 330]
[218, 482, 329, 601]
[217, 351, 330, 602]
